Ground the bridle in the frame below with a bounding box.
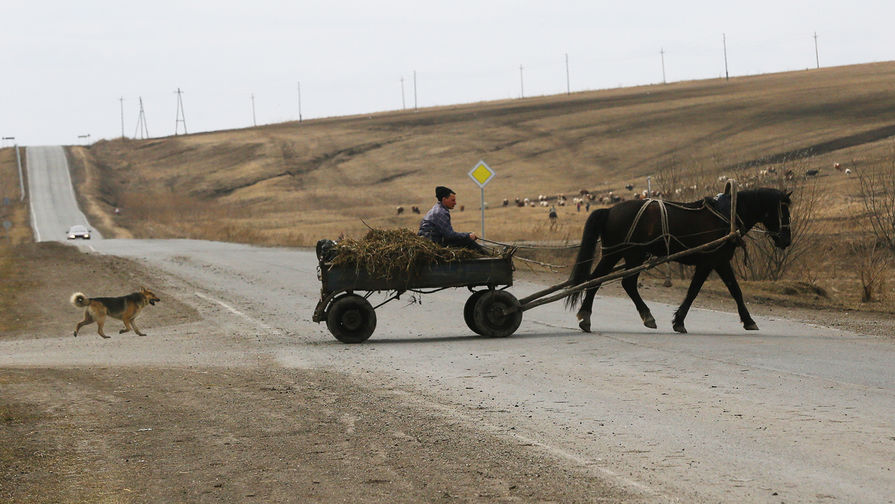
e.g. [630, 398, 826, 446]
[764, 200, 791, 241]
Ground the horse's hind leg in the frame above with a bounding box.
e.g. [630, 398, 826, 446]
[576, 256, 618, 333]
[714, 261, 758, 330]
[672, 263, 713, 334]
[621, 270, 656, 329]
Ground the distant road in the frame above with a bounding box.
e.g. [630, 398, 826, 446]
[15, 145, 895, 503]
[26, 145, 101, 242]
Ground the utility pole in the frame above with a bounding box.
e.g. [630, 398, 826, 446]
[400, 76, 406, 110]
[297, 81, 303, 122]
[660, 48, 666, 84]
[565, 53, 571, 94]
[119, 96, 125, 138]
[519, 64, 524, 98]
[723, 33, 729, 81]
[134, 97, 149, 139]
[813, 32, 820, 69]
[413, 70, 418, 110]
[251, 93, 257, 127]
[174, 88, 187, 135]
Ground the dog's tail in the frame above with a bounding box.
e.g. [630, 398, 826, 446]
[70, 292, 90, 308]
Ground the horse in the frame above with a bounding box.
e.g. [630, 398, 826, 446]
[567, 186, 792, 334]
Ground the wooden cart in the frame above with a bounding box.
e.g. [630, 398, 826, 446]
[312, 242, 521, 343]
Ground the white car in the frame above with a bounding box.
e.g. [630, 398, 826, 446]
[66, 225, 91, 240]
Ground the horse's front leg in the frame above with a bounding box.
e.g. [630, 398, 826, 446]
[672, 263, 713, 333]
[714, 261, 758, 330]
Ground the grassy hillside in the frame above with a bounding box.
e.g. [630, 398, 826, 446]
[67, 61, 895, 310]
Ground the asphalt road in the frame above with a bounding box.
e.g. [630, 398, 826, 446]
[26, 145, 101, 242]
[10, 145, 895, 503]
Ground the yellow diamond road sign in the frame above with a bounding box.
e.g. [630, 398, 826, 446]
[468, 160, 495, 188]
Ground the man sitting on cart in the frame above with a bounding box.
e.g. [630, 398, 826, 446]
[419, 186, 485, 252]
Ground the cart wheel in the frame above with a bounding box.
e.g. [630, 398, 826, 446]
[473, 291, 522, 338]
[326, 294, 376, 344]
[463, 290, 488, 335]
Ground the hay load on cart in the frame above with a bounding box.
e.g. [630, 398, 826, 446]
[313, 229, 520, 343]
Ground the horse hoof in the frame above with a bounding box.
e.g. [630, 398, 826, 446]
[643, 315, 657, 329]
[744, 322, 759, 331]
[579, 320, 592, 333]
[673, 324, 687, 334]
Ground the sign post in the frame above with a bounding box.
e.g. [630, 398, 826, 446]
[468, 160, 495, 238]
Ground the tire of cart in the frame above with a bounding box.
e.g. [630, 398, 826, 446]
[471, 290, 522, 338]
[463, 290, 488, 335]
[326, 294, 377, 344]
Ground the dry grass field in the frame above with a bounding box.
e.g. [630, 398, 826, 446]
[28, 62, 895, 314]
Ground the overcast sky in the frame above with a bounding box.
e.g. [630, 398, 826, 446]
[2, 0, 893, 146]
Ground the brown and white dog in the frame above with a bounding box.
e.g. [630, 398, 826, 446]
[70, 287, 160, 338]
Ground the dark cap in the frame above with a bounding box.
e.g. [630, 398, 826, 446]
[435, 186, 454, 201]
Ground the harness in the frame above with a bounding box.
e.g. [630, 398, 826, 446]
[624, 198, 673, 259]
[611, 180, 744, 256]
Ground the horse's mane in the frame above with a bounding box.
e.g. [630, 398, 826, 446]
[660, 188, 788, 215]
[736, 187, 790, 206]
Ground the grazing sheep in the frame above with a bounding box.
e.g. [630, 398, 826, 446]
[845, 168, 852, 175]
[396, 206, 404, 215]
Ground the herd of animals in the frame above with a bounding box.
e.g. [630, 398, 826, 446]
[395, 162, 847, 216]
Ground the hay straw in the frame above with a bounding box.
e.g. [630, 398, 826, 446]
[328, 228, 493, 279]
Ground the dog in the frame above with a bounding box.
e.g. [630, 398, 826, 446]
[70, 287, 160, 338]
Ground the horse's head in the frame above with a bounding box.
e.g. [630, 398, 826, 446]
[761, 190, 792, 249]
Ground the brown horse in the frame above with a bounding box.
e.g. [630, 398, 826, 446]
[567, 187, 792, 333]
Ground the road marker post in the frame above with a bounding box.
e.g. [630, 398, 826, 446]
[468, 160, 495, 238]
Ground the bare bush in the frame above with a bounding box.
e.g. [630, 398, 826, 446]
[653, 156, 715, 201]
[855, 155, 895, 250]
[849, 238, 891, 302]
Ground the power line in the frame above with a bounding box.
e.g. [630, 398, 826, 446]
[565, 53, 571, 94]
[400, 76, 406, 110]
[134, 97, 149, 139]
[297, 81, 303, 123]
[251, 93, 257, 127]
[813, 32, 820, 69]
[722, 33, 730, 81]
[660, 48, 666, 84]
[174, 88, 187, 135]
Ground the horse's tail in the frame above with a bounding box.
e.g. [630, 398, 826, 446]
[565, 208, 609, 309]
